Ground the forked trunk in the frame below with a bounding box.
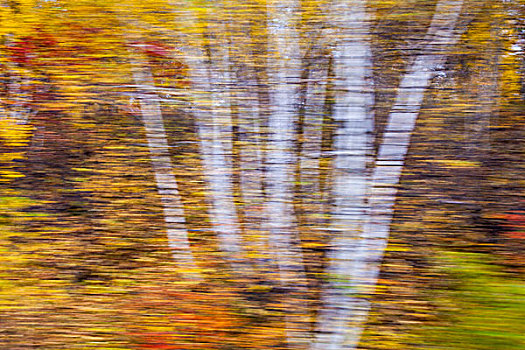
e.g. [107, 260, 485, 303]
[315, 1, 464, 349]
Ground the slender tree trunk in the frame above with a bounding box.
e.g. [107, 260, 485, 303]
[315, 1, 464, 349]
[313, 1, 375, 349]
[265, 0, 304, 287]
[354, 0, 464, 286]
[199, 40, 243, 260]
[193, 61, 245, 266]
[128, 52, 202, 282]
[265, 1, 310, 347]
[219, 0, 273, 273]
[173, 5, 248, 271]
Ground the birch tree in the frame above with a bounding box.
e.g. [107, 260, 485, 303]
[127, 45, 202, 281]
[222, 2, 269, 272]
[172, 3, 248, 269]
[315, 0, 464, 349]
[265, 0, 310, 347]
[313, 0, 375, 348]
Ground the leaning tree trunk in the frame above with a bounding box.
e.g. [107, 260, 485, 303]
[128, 50, 202, 282]
[317, 1, 464, 349]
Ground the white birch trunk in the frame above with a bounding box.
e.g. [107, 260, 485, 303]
[315, 1, 464, 349]
[172, 5, 247, 267]
[196, 49, 244, 261]
[313, 1, 375, 349]
[128, 53, 202, 282]
[352, 0, 464, 290]
[265, 1, 310, 347]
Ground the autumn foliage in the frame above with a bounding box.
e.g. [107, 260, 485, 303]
[0, 1, 523, 350]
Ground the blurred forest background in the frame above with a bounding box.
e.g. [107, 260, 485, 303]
[0, 0, 523, 349]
